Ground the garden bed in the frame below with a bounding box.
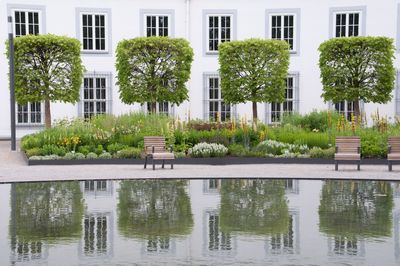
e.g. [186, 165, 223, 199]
[23, 154, 387, 166]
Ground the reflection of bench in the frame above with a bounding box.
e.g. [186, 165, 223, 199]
[334, 136, 361, 171]
[388, 136, 400, 171]
[144, 136, 175, 170]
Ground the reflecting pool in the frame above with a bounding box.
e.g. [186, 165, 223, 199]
[0, 179, 399, 265]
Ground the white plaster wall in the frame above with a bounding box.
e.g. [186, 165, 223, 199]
[0, 0, 399, 137]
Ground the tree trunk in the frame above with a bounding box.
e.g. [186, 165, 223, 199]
[353, 99, 360, 121]
[151, 102, 157, 114]
[252, 101, 258, 125]
[44, 100, 51, 128]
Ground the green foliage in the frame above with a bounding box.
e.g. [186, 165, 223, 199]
[319, 180, 393, 238]
[319, 37, 395, 115]
[41, 144, 67, 156]
[116, 147, 142, 159]
[189, 142, 228, 157]
[74, 152, 85, 160]
[77, 145, 92, 155]
[219, 39, 290, 120]
[9, 34, 84, 127]
[94, 145, 104, 155]
[309, 147, 335, 158]
[25, 147, 44, 158]
[116, 37, 194, 108]
[282, 110, 341, 132]
[63, 152, 77, 160]
[228, 144, 249, 157]
[107, 143, 129, 154]
[254, 139, 309, 157]
[86, 152, 98, 159]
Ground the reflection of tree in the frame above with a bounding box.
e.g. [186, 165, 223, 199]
[11, 182, 84, 242]
[319, 180, 394, 238]
[117, 180, 193, 239]
[220, 179, 289, 235]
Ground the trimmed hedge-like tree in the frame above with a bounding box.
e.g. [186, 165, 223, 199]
[218, 39, 290, 123]
[9, 34, 84, 128]
[319, 36, 395, 117]
[116, 37, 193, 113]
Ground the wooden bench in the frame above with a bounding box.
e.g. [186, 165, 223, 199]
[334, 136, 361, 171]
[388, 136, 400, 171]
[144, 136, 175, 170]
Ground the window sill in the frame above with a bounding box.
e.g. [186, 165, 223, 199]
[16, 124, 45, 129]
[205, 51, 219, 56]
[81, 50, 111, 55]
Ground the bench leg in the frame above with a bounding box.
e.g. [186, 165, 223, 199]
[335, 162, 338, 171]
[153, 160, 155, 170]
[162, 160, 165, 168]
[144, 156, 147, 169]
[171, 162, 173, 169]
[389, 162, 392, 172]
[357, 162, 360, 171]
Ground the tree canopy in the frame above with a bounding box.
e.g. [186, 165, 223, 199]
[10, 34, 84, 128]
[218, 39, 290, 123]
[319, 36, 395, 117]
[116, 37, 194, 113]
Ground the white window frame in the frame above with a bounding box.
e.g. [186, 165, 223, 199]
[333, 11, 362, 38]
[79, 73, 112, 119]
[142, 102, 175, 116]
[80, 12, 108, 52]
[9, 6, 45, 126]
[266, 74, 299, 124]
[206, 14, 232, 53]
[203, 73, 235, 122]
[144, 14, 171, 37]
[269, 13, 297, 52]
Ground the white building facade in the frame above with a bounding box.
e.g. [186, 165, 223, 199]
[1, 0, 400, 137]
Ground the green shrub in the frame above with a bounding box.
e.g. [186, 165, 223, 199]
[21, 135, 42, 150]
[86, 152, 98, 159]
[41, 144, 67, 156]
[75, 152, 85, 160]
[94, 145, 104, 155]
[25, 147, 44, 158]
[64, 152, 76, 160]
[228, 144, 248, 157]
[309, 147, 335, 158]
[282, 110, 341, 132]
[116, 147, 142, 159]
[78, 145, 92, 155]
[107, 143, 128, 154]
[255, 140, 309, 156]
[98, 152, 112, 159]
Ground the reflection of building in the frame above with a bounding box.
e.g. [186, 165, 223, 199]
[391, 183, 400, 198]
[79, 181, 114, 261]
[394, 211, 400, 262]
[80, 180, 114, 198]
[265, 210, 300, 255]
[203, 210, 236, 256]
[203, 179, 221, 195]
[327, 236, 365, 257]
[10, 240, 49, 264]
[140, 236, 176, 256]
[284, 179, 300, 194]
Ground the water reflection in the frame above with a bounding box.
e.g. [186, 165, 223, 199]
[9, 182, 84, 264]
[220, 179, 289, 235]
[117, 180, 193, 253]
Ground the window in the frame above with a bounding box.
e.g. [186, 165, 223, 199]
[204, 74, 232, 122]
[207, 15, 231, 52]
[267, 75, 299, 124]
[12, 8, 43, 126]
[145, 102, 173, 116]
[208, 214, 231, 251]
[334, 12, 360, 37]
[145, 15, 169, 36]
[80, 73, 111, 119]
[81, 13, 107, 51]
[266, 9, 300, 54]
[330, 7, 365, 119]
[270, 15, 295, 50]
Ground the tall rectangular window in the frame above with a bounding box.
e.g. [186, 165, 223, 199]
[13, 9, 43, 125]
[81, 13, 107, 51]
[271, 77, 295, 123]
[271, 15, 295, 50]
[207, 15, 231, 52]
[81, 74, 111, 119]
[205, 76, 231, 122]
[146, 15, 169, 37]
[333, 10, 361, 119]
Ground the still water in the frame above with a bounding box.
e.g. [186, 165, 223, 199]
[0, 179, 399, 266]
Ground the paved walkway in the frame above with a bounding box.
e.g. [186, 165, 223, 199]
[0, 141, 399, 183]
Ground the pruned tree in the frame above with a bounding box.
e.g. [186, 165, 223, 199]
[319, 36, 395, 118]
[116, 37, 194, 113]
[218, 39, 290, 123]
[9, 34, 84, 128]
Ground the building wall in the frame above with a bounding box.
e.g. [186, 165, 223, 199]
[0, 0, 399, 137]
